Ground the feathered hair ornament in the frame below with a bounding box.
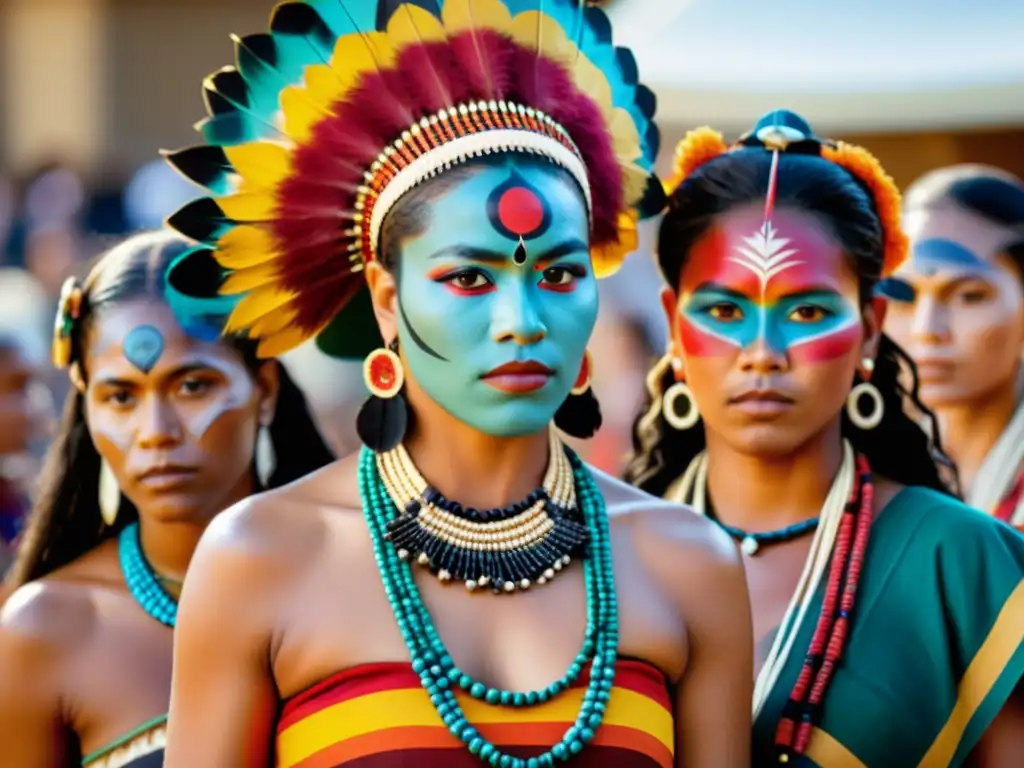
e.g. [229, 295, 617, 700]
[162, 0, 663, 359]
[51, 277, 84, 370]
[664, 109, 908, 278]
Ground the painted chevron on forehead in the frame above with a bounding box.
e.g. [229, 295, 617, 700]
[730, 221, 804, 290]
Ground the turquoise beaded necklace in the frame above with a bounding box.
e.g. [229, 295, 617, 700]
[118, 522, 177, 627]
[359, 444, 619, 767]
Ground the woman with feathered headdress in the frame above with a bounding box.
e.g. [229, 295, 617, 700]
[158, 1, 754, 766]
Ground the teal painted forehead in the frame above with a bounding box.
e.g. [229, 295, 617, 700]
[402, 160, 589, 247]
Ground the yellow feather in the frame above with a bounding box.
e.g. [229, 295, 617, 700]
[571, 55, 613, 121]
[508, 12, 574, 67]
[249, 306, 298, 338]
[387, 4, 446, 47]
[223, 142, 291, 189]
[218, 191, 277, 222]
[219, 262, 279, 295]
[442, 0, 512, 33]
[610, 108, 643, 163]
[590, 212, 639, 279]
[304, 64, 344, 110]
[620, 162, 650, 206]
[330, 32, 396, 82]
[257, 324, 316, 357]
[215, 225, 279, 269]
[281, 85, 326, 144]
[225, 286, 297, 332]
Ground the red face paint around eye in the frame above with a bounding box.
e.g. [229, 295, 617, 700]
[675, 207, 862, 364]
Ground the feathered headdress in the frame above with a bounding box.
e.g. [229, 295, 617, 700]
[663, 109, 909, 278]
[163, 0, 663, 359]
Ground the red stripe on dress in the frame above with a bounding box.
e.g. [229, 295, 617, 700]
[293, 724, 670, 768]
[278, 659, 670, 732]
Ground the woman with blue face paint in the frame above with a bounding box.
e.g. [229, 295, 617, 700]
[883, 166, 1024, 529]
[0, 231, 333, 766]
[626, 112, 1024, 766]
[157, 1, 753, 766]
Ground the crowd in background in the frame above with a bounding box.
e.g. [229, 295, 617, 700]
[0, 157, 671, 573]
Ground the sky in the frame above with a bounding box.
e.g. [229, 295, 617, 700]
[607, 0, 1024, 91]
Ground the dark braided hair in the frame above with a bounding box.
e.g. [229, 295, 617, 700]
[624, 147, 958, 498]
[6, 231, 334, 588]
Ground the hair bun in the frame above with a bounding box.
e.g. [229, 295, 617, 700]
[742, 109, 820, 153]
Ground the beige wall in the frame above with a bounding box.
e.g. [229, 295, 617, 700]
[1, 0, 108, 175]
[104, 0, 268, 176]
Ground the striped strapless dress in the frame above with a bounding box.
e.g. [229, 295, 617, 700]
[276, 659, 674, 767]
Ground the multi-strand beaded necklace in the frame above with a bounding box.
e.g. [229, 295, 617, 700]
[360, 433, 620, 767]
[378, 429, 590, 594]
[118, 522, 178, 627]
[676, 440, 875, 762]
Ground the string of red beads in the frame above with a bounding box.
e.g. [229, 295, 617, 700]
[774, 455, 875, 761]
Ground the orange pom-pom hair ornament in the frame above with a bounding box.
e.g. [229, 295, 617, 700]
[160, 0, 666, 361]
[664, 109, 908, 278]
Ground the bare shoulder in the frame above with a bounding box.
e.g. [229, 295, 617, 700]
[591, 466, 746, 607]
[182, 454, 363, 618]
[0, 542, 122, 659]
[593, 466, 739, 564]
[0, 578, 100, 693]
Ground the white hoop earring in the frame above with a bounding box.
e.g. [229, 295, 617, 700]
[255, 424, 276, 487]
[663, 382, 700, 430]
[98, 460, 121, 526]
[846, 382, 884, 430]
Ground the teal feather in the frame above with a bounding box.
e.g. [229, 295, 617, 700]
[195, 112, 265, 146]
[165, 247, 242, 343]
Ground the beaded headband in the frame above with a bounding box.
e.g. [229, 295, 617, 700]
[363, 115, 592, 266]
[664, 109, 909, 278]
[163, 0, 664, 359]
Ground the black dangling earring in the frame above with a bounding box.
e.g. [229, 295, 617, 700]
[554, 351, 602, 439]
[356, 338, 409, 452]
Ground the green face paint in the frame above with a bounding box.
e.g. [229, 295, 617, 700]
[393, 161, 595, 436]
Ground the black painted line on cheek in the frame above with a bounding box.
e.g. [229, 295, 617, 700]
[395, 262, 448, 362]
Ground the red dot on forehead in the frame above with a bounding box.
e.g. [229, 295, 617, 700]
[497, 186, 545, 237]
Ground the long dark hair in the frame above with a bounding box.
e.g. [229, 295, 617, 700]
[904, 164, 1024, 278]
[7, 231, 333, 587]
[624, 147, 958, 498]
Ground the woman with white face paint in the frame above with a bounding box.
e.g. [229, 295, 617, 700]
[883, 166, 1024, 528]
[0, 230, 333, 767]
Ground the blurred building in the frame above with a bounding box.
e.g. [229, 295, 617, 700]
[2, 0, 1024, 183]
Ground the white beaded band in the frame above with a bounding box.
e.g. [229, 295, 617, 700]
[368, 129, 592, 261]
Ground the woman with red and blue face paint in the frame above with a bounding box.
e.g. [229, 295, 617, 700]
[156, 1, 754, 766]
[627, 110, 1024, 767]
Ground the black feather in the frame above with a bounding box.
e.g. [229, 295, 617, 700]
[162, 146, 233, 192]
[166, 198, 233, 244]
[271, 2, 335, 52]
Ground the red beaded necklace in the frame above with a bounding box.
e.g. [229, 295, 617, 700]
[774, 454, 874, 761]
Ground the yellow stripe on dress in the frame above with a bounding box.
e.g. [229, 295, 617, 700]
[918, 578, 1024, 768]
[277, 685, 673, 767]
